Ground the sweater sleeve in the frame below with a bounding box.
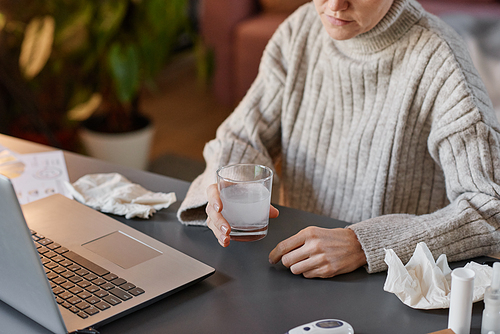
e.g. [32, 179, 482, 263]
[176, 11, 298, 225]
[350, 122, 500, 273]
[349, 49, 500, 272]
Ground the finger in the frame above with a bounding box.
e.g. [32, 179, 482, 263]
[218, 232, 230, 247]
[280, 247, 310, 269]
[206, 184, 222, 213]
[299, 264, 339, 279]
[268, 232, 306, 264]
[206, 203, 231, 247]
[206, 205, 228, 232]
[301, 267, 331, 279]
[291, 251, 361, 278]
[289, 258, 315, 276]
[288, 254, 334, 278]
[207, 216, 230, 247]
[269, 205, 279, 219]
[206, 203, 231, 235]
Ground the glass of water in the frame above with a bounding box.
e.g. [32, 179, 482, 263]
[216, 164, 273, 242]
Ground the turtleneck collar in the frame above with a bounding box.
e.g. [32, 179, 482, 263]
[332, 0, 423, 56]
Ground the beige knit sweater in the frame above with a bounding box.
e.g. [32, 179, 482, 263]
[178, 0, 500, 273]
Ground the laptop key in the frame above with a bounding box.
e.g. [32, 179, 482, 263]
[64, 251, 109, 276]
[109, 287, 132, 301]
[52, 255, 65, 263]
[68, 296, 81, 305]
[62, 302, 72, 309]
[44, 251, 57, 258]
[45, 261, 58, 270]
[128, 287, 145, 296]
[111, 278, 127, 286]
[46, 272, 58, 280]
[61, 281, 75, 290]
[67, 264, 81, 272]
[77, 312, 88, 319]
[103, 295, 121, 306]
[68, 276, 83, 284]
[55, 247, 69, 255]
[120, 282, 136, 291]
[84, 273, 98, 281]
[94, 290, 109, 298]
[85, 296, 100, 304]
[69, 286, 84, 295]
[59, 291, 73, 300]
[59, 259, 73, 267]
[47, 242, 60, 250]
[95, 301, 110, 311]
[52, 277, 67, 285]
[76, 301, 90, 310]
[52, 266, 66, 274]
[52, 286, 65, 295]
[61, 271, 75, 279]
[37, 246, 49, 254]
[103, 273, 118, 281]
[86, 285, 100, 293]
[100, 282, 115, 290]
[77, 291, 93, 300]
[92, 277, 106, 286]
[84, 306, 99, 316]
[75, 269, 89, 276]
[77, 280, 92, 288]
[38, 238, 53, 246]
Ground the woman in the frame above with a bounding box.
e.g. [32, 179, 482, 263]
[178, 0, 500, 278]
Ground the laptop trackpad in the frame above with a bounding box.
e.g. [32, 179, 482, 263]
[82, 231, 162, 269]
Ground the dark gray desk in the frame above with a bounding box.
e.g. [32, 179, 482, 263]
[0, 134, 490, 334]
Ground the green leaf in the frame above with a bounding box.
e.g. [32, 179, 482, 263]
[107, 42, 140, 103]
[53, 2, 93, 53]
[145, 0, 168, 34]
[94, 1, 128, 54]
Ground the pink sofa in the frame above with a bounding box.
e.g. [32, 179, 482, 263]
[200, 0, 500, 106]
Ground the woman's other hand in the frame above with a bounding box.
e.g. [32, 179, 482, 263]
[269, 226, 367, 278]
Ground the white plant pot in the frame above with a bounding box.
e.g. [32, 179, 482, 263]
[79, 121, 154, 170]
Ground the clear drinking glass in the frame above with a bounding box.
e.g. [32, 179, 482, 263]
[216, 164, 273, 242]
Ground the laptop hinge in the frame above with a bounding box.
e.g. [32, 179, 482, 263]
[71, 327, 100, 334]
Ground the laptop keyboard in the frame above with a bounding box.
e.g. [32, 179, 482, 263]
[31, 230, 145, 320]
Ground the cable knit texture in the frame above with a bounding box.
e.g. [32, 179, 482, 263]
[178, 0, 500, 273]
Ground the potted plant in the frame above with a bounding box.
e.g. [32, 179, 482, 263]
[0, 0, 190, 169]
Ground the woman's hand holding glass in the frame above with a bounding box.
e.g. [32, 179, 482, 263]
[205, 183, 279, 247]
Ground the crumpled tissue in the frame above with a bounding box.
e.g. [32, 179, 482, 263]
[383, 242, 492, 309]
[65, 173, 176, 219]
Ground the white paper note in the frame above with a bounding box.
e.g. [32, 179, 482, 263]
[0, 146, 71, 204]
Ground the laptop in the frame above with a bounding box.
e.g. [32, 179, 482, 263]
[0, 174, 215, 334]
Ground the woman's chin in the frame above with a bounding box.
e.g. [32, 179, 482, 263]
[326, 29, 359, 41]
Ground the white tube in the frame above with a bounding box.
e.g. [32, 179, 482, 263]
[491, 262, 500, 291]
[448, 268, 476, 334]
